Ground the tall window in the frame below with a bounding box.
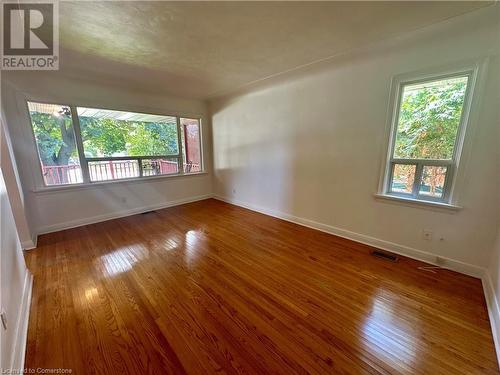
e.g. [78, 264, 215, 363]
[27, 102, 202, 186]
[180, 118, 202, 173]
[383, 72, 473, 203]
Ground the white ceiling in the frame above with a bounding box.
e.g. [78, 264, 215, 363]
[56, 1, 492, 99]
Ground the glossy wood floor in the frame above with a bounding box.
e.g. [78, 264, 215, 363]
[25, 199, 498, 374]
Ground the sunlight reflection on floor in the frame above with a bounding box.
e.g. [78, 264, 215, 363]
[361, 290, 418, 370]
[98, 246, 142, 277]
[184, 229, 204, 266]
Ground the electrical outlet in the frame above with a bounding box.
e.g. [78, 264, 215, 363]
[120, 197, 127, 204]
[422, 230, 433, 241]
[232, 188, 236, 195]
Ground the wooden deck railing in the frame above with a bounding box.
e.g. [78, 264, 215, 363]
[42, 159, 200, 185]
[42, 164, 82, 185]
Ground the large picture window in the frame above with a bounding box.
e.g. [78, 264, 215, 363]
[27, 102, 203, 186]
[382, 71, 474, 203]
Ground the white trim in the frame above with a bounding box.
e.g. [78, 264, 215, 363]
[214, 195, 485, 278]
[22, 94, 206, 124]
[377, 58, 488, 207]
[21, 238, 37, 251]
[32, 171, 209, 195]
[374, 193, 462, 211]
[482, 270, 500, 366]
[10, 85, 208, 193]
[25, 99, 206, 190]
[36, 194, 214, 235]
[8, 272, 33, 372]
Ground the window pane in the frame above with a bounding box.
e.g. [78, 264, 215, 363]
[419, 166, 447, 199]
[390, 164, 416, 194]
[394, 76, 468, 160]
[27, 102, 83, 186]
[77, 107, 178, 157]
[88, 160, 139, 182]
[180, 118, 202, 173]
[142, 158, 179, 177]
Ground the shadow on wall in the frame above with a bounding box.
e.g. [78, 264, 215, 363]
[209, 70, 386, 229]
[208, 27, 401, 226]
[210, 102, 294, 215]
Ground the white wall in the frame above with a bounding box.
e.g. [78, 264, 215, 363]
[484, 37, 500, 356]
[1, 73, 213, 238]
[0, 112, 33, 248]
[211, 6, 500, 274]
[486, 228, 500, 356]
[0, 123, 32, 370]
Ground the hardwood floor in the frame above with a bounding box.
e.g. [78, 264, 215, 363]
[25, 199, 498, 374]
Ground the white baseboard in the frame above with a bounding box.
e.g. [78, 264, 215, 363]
[36, 194, 214, 236]
[483, 271, 500, 365]
[21, 236, 37, 251]
[214, 195, 485, 278]
[24, 194, 499, 367]
[9, 271, 33, 371]
[215, 195, 500, 362]
[22, 194, 500, 365]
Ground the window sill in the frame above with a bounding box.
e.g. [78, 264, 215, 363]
[32, 171, 209, 195]
[373, 193, 462, 212]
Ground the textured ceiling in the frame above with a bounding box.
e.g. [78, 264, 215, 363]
[56, 1, 491, 99]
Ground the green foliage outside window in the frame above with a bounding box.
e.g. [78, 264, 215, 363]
[394, 77, 468, 160]
[30, 111, 179, 164]
[79, 116, 178, 157]
[30, 109, 77, 167]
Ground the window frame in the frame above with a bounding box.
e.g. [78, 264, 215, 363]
[25, 100, 204, 188]
[379, 64, 480, 206]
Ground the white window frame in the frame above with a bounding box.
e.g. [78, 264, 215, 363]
[25, 101, 204, 188]
[378, 61, 485, 208]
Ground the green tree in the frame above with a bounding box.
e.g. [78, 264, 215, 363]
[395, 79, 467, 159]
[30, 108, 77, 167]
[393, 78, 467, 196]
[32, 113, 180, 164]
[79, 117, 129, 157]
[126, 122, 178, 156]
[30, 108, 80, 183]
